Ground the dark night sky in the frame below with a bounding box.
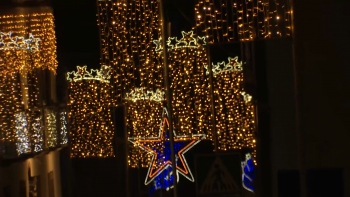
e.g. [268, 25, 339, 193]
[52, 0, 195, 101]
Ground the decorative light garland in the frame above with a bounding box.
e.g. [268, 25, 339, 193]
[128, 107, 206, 185]
[241, 153, 254, 193]
[194, 0, 292, 43]
[15, 112, 31, 155]
[165, 31, 206, 50]
[67, 65, 111, 83]
[46, 110, 58, 148]
[127, 100, 164, 168]
[60, 111, 68, 145]
[67, 65, 115, 158]
[204, 56, 243, 76]
[167, 31, 210, 137]
[31, 114, 44, 152]
[208, 57, 257, 162]
[97, 0, 163, 103]
[241, 92, 252, 104]
[125, 88, 165, 102]
[0, 31, 40, 51]
[0, 12, 58, 75]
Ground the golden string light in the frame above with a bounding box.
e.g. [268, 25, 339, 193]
[194, 0, 292, 43]
[45, 109, 58, 148]
[31, 111, 44, 152]
[14, 112, 31, 155]
[67, 65, 115, 158]
[127, 99, 163, 168]
[0, 9, 59, 157]
[97, 0, 164, 103]
[97, 0, 165, 165]
[167, 31, 210, 137]
[60, 111, 68, 145]
[0, 72, 22, 144]
[0, 12, 58, 75]
[207, 57, 256, 163]
[95, 1, 258, 168]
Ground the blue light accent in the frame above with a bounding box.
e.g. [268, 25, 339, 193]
[242, 157, 254, 193]
[150, 130, 185, 193]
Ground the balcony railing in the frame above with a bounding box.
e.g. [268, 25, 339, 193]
[1, 106, 68, 159]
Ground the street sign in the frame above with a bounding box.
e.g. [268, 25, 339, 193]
[195, 153, 242, 197]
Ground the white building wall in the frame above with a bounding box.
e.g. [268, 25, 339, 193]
[1, 149, 62, 197]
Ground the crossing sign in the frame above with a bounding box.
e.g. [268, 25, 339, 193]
[195, 153, 242, 197]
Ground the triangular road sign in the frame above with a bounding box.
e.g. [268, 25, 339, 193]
[200, 157, 240, 194]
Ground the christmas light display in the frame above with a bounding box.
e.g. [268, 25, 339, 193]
[194, 0, 292, 43]
[167, 31, 210, 137]
[0, 73, 22, 144]
[67, 65, 111, 83]
[129, 107, 205, 185]
[31, 113, 44, 152]
[166, 31, 206, 50]
[151, 159, 180, 192]
[15, 112, 31, 155]
[67, 65, 115, 158]
[95, 2, 258, 192]
[0, 12, 58, 75]
[207, 57, 256, 162]
[60, 111, 68, 145]
[127, 98, 164, 168]
[204, 56, 243, 76]
[0, 31, 40, 51]
[97, 0, 164, 103]
[241, 153, 254, 193]
[45, 110, 58, 148]
[125, 88, 165, 102]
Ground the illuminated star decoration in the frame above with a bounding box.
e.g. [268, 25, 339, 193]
[204, 56, 243, 76]
[125, 87, 165, 102]
[66, 65, 111, 83]
[0, 31, 40, 51]
[165, 31, 207, 50]
[153, 37, 163, 52]
[241, 153, 254, 193]
[128, 107, 206, 185]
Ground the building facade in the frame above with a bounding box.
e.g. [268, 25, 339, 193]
[0, 1, 68, 197]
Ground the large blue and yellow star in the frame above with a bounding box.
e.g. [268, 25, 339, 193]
[128, 107, 206, 185]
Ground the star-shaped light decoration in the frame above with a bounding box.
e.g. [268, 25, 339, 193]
[153, 37, 163, 52]
[128, 107, 206, 185]
[166, 37, 178, 50]
[176, 31, 197, 47]
[26, 33, 40, 51]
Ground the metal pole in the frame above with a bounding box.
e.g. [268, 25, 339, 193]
[290, 0, 307, 196]
[206, 46, 218, 153]
[123, 104, 130, 197]
[158, 0, 178, 196]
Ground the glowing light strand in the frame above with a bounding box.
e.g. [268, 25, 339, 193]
[128, 107, 206, 185]
[125, 88, 165, 102]
[0, 31, 40, 51]
[15, 112, 31, 155]
[67, 65, 111, 83]
[204, 56, 243, 76]
[31, 116, 44, 152]
[46, 110, 58, 148]
[156, 31, 206, 51]
[60, 111, 68, 145]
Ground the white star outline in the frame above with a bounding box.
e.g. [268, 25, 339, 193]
[66, 65, 111, 83]
[128, 107, 206, 185]
[204, 56, 244, 76]
[0, 31, 40, 51]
